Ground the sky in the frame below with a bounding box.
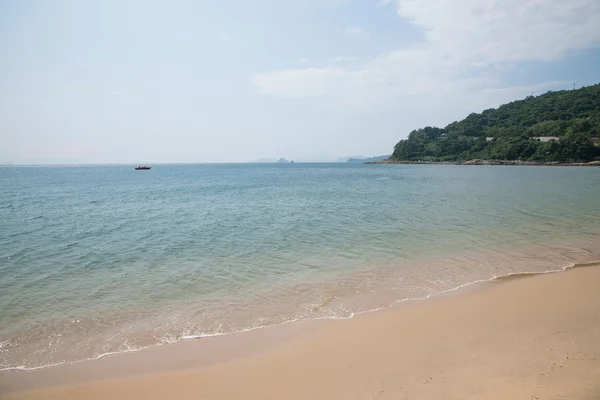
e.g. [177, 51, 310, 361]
[1, 0, 600, 164]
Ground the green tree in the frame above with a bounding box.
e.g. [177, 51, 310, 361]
[389, 83, 600, 162]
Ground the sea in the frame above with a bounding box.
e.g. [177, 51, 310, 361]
[1, 163, 599, 371]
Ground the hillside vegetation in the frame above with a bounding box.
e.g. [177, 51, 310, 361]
[391, 84, 600, 162]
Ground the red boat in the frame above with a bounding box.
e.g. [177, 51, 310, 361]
[135, 166, 151, 170]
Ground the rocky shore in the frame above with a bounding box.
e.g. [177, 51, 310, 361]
[366, 159, 600, 166]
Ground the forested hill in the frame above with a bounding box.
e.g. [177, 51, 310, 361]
[391, 83, 600, 162]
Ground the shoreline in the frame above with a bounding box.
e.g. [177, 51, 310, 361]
[2, 262, 600, 399]
[3, 232, 600, 375]
[0, 257, 590, 376]
[366, 159, 600, 166]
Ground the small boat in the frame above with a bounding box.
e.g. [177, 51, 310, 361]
[135, 166, 151, 170]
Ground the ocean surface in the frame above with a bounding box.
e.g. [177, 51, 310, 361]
[1, 163, 599, 371]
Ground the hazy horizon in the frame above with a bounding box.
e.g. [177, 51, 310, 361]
[2, 0, 600, 165]
[0, 156, 388, 166]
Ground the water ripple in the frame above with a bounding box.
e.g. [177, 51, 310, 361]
[0, 164, 600, 370]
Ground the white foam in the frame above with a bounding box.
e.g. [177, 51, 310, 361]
[1, 261, 596, 373]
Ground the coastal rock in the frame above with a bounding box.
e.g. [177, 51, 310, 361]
[366, 159, 600, 166]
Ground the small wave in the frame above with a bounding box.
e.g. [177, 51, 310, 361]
[3, 260, 598, 373]
[0, 346, 149, 373]
[0, 363, 64, 372]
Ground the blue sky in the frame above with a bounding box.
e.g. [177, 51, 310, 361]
[1, 0, 599, 164]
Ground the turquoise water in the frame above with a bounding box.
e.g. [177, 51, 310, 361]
[1, 164, 599, 370]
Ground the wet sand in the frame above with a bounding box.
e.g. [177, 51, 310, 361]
[2, 264, 600, 400]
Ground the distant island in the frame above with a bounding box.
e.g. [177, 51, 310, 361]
[347, 155, 390, 163]
[376, 83, 600, 164]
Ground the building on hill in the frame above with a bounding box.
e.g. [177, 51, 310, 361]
[533, 137, 560, 142]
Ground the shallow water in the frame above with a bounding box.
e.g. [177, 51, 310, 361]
[1, 163, 599, 370]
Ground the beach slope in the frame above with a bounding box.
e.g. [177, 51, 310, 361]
[3, 265, 600, 400]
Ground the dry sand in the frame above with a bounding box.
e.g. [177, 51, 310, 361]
[2, 265, 600, 400]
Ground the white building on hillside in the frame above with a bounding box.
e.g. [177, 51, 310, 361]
[533, 137, 560, 142]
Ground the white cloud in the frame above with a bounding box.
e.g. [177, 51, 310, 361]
[344, 27, 366, 36]
[254, 0, 600, 113]
[326, 56, 358, 64]
[395, 0, 600, 64]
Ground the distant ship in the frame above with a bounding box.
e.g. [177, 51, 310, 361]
[135, 166, 151, 170]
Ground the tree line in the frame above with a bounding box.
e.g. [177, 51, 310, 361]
[391, 84, 600, 162]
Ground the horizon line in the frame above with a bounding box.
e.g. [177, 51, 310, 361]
[0, 161, 364, 167]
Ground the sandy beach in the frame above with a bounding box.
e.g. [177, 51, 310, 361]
[2, 264, 600, 400]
